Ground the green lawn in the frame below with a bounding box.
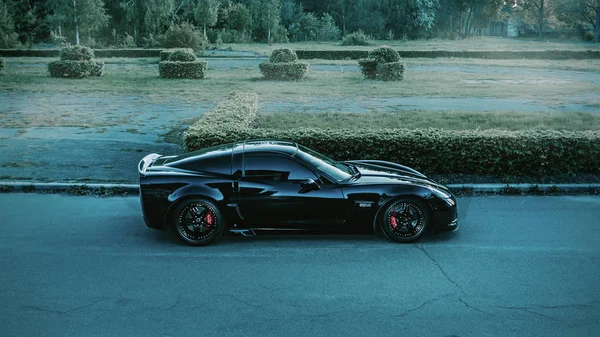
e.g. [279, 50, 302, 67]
[255, 110, 600, 132]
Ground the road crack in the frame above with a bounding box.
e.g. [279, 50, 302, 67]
[415, 244, 491, 315]
[25, 299, 101, 315]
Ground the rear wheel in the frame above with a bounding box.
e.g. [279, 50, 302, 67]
[173, 199, 224, 246]
[380, 198, 430, 243]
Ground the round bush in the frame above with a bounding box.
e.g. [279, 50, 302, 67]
[259, 62, 309, 80]
[377, 61, 406, 81]
[48, 60, 104, 78]
[60, 45, 95, 61]
[159, 60, 208, 79]
[368, 46, 400, 64]
[358, 59, 377, 79]
[341, 30, 373, 46]
[169, 50, 196, 62]
[270, 48, 298, 63]
[161, 23, 208, 52]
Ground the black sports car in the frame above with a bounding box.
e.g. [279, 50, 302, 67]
[138, 140, 458, 245]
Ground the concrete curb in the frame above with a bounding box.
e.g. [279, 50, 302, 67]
[1, 181, 600, 196]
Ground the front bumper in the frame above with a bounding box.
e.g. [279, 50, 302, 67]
[432, 202, 459, 232]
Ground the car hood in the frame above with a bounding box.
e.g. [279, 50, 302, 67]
[346, 160, 448, 191]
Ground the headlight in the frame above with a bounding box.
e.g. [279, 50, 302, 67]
[429, 187, 455, 206]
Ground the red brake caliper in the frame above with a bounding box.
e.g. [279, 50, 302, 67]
[390, 211, 398, 228]
[205, 213, 214, 226]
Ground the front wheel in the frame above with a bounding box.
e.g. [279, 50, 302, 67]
[380, 198, 430, 243]
[173, 199, 224, 246]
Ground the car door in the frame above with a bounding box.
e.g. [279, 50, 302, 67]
[236, 153, 348, 228]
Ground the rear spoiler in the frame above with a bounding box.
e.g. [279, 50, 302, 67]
[138, 153, 161, 176]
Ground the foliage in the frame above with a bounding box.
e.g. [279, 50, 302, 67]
[0, 0, 18, 48]
[161, 22, 208, 52]
[169, 49, 196, 61]
[368, 46, 401, 64]
[218, 2, 252, 32]
[48, 60, 104, 78]
[184, 101, 600, 177]
[158, 59, 207, 78]
[141, 0, 174, 35]
[258, 62, 309, 80]
[269, 48, 298, 63]
[259, 0, 283, 42]
[60, 45, 95, 61]
[160, 48, 194, 61]
[288, 12, 341, 41]
[0, 57, 4, 71]
[341, 30, 373, 46]
[377, 61, 406, 81]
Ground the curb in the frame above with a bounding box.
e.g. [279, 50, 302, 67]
[1, 181, 600, 196]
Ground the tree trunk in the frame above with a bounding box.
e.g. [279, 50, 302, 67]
[268, 28, 271, 43]
[537, 0, 544, 39]
[204, 23, 207, 38]
[73, 0, 80, 45]
[449, 13, 453, 34]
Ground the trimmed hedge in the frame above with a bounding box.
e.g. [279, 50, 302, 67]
[169, 50, 196, 62]
[368, 46, 400, 64]
[60, 45, 94, 60]
[0, 49, 162, 58]
[159, 60, 207, 79]
[184, 96, 600, 177]
[184, 92, 258, 145]
[160, 48, 195, 61]
[270, 48, 298, 63]
[258, 62, 309, 80]
[0, 58, 4, 71]
[357, 59, 377, 79]
[47, 60, 104, 78]
[295, 50, 600, 60]
[377, 61, 406, 81]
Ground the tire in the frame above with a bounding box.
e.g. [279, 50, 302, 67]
[379, 198, 430, 243]
[173, 199, 224, 246]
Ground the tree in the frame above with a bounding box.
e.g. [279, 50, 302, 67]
[556, 0, 600, 41]
[120, 0, 141, 44]
[48, 0, 109, 45]
[143, 0, 173, 34]
[517, 0, 554, 38]
[260, 0, 281, 42]
[0, 0, 19, 47]
[194, 0, 220, 37]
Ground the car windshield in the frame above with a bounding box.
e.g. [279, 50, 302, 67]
[296, 145, 352, 182]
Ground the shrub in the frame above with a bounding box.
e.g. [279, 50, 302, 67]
[169, 50, 196, 62]
[161, 22, 208, 52]
[259, 62, 309, 80]
[48, 60, 104, 78]
[160, 48, 194, 61]
[60, 45, 95, 61]
[377, 61, 406, 81]
[0, 58, 4, 71]
[341, 30, 373, 46]
[159, 60, 207, 79]
[270, 48, 298, 63]
[184, 92, 258, 148]
[368, 46, 400, 64]
[93, 49, 161, 58]
[358, 59, 377, 79]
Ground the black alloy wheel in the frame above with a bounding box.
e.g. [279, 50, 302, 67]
[174, 199, 224, 245]
[380, 199, 430, 243]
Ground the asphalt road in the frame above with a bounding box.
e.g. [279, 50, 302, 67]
[1, 194, 599, 337]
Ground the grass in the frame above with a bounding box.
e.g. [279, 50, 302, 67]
[222, 37, 600, 55]
[255, 110, 600, 131]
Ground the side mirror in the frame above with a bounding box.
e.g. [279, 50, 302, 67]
[299, 178, 320, 193]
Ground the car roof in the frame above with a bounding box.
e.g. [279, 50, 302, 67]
[234, 139, 298, 156]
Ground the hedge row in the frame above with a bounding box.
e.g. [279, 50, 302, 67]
[160, 48, 195, 61]
[158, 60, 207, 78]
[184, 92, 258, 146]
[295, 50, 600, 60]
[0, 49, 162, 58]
[259, 62, 309, 80]
[48, 60, 104, 78]
[184, 96, 600, 177]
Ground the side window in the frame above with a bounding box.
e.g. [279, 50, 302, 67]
[244, 155, 317, 182]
